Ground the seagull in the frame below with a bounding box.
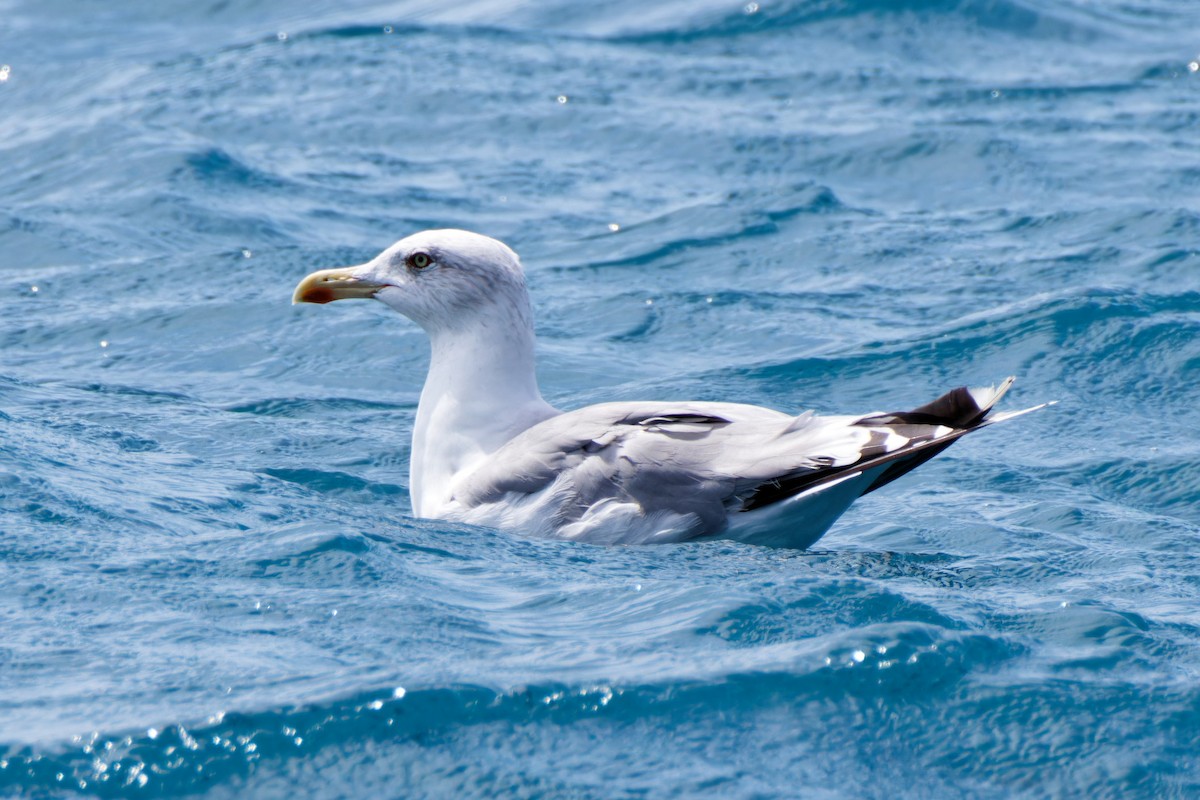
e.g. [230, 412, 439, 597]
[293, 229, 1047, 548]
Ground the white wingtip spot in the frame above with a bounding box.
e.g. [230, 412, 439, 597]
[968, 376, 1016, 413]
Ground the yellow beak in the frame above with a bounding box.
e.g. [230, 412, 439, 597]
[292, 267, 388, 305]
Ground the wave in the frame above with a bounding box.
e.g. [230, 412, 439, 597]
[0, 622, 1008, 797]
[276, 0, 1129, 47]
[6, 631, 1196, 799]
[590, 0, 1123, 44]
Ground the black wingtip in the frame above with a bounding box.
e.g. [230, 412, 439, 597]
[741, 381, 1016, 512]
[890, 385, 988, 428]
[862, 378, 1017, 430]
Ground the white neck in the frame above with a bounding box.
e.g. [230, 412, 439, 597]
[409, 312, 558, 516]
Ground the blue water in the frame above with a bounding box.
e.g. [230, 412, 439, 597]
[3, 0, 1200, 796]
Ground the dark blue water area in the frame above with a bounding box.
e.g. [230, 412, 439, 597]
[3, 0, 1200, 796]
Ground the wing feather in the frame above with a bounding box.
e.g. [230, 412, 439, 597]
[447, 380, 1045, 541]
[453, 400, 874, 536]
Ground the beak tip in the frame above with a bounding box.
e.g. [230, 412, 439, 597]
[290, 268, 384, 307]
[297, 288, 336, 304]
[292, 266, 382, 305]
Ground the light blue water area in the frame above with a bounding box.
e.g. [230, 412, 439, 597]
[2, 0, 1200, 796]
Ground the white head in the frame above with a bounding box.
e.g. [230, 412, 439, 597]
[293, 229, 533, 335]
[294, 229, 557, 517]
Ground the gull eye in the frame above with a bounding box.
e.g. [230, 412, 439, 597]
[407, 252, 432, 270]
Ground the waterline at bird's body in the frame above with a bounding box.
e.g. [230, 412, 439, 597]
[293, 229, 1047, 547]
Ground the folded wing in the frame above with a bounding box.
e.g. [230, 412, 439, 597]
[452, 379, 1042, 541]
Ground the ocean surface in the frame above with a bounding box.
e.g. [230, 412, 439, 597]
[3, 0, 1199, 796]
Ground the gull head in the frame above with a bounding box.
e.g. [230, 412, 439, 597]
[292, 229, 531, 334]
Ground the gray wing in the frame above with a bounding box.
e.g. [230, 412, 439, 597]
[452, 398, 946, 536]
